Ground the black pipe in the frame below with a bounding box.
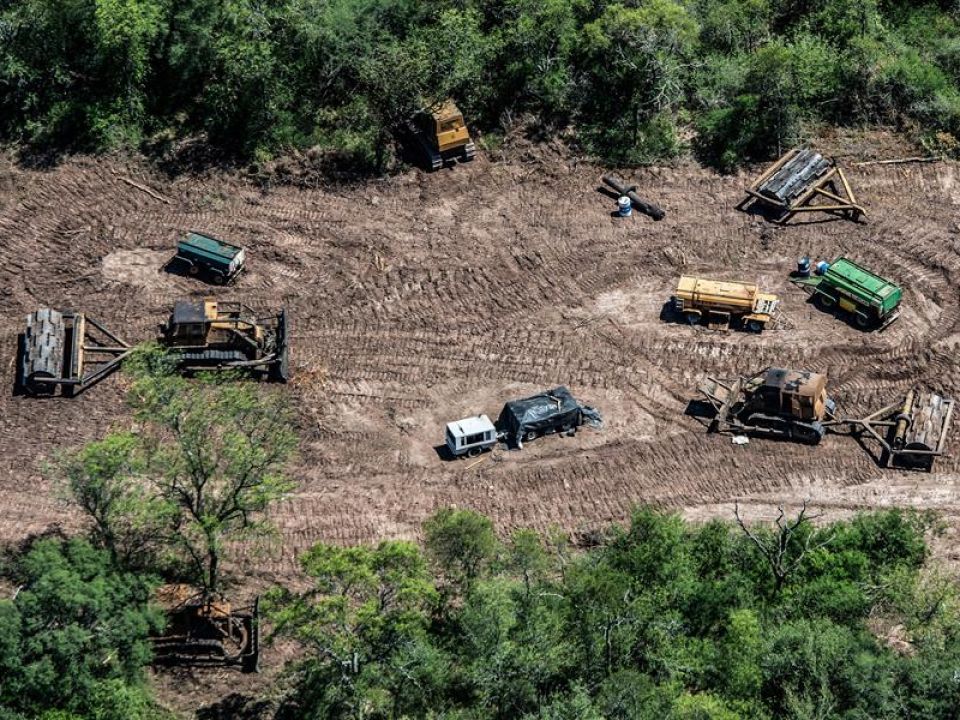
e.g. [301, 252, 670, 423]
[602, 174, 665, 220]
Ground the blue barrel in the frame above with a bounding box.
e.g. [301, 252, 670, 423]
[617, 196, 632, 217]
[815, 260, 830, 276]
[797, 256, 811, 277]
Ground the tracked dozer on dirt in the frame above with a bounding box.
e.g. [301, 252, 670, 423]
[406, 100, 476, 170]
[152, 586, 260, 673]
[17, 309, 134, 396]
[699, 368, 836, 445]
[160, 299, 289, 382]
[696, 367, 954, 470]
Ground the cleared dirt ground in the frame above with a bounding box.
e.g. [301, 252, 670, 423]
[2, 135, 960, 587]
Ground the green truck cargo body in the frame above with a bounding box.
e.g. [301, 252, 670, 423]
[175, 232, 245, 283]
[823, 258, 901, 315]
[799, 257, 902, 329]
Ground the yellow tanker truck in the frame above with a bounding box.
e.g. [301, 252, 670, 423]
[671, 276, 779, 332]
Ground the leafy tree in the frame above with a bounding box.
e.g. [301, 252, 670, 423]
[268, 539, 442, 719]
[424, 507, 498, 594]
[56, 432, 171, 570]
[125, 352, 297, 593]
[0, 537, 166, 719]
[63, 346, 297, 594]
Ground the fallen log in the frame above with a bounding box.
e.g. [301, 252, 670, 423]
[602, 174, 665, 220]
[853, 156, 940, 167]
[120, 176, 172, 204]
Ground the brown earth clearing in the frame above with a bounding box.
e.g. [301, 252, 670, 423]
[2, 133, 960, 710]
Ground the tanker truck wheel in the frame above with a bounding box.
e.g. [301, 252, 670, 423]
[815, 293, 835, 310]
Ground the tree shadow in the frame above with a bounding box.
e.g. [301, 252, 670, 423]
[196, 693, 275, 720]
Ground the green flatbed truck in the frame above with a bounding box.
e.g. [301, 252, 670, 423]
[173, 231, 246, 285]
[792, 256, 902, 330]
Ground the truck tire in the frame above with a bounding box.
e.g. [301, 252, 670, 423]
[467, 447, 480, 458]
[815, 293, 835, 310]
[746, 319, 763, 333]
[188, 263, 199, 276]
[853, 312, 870, 329]
[212, 272, 225, 285]
[524, 429, 537, 442]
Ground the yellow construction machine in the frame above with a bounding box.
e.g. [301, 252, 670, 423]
[407, 100, 476, 170]
[160, 299, 289, 382]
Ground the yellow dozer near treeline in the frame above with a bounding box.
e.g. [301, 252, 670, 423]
[404, 99, 476, 171]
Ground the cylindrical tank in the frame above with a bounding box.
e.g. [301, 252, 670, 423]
[797, 256, 811, 277]
[815, 260, 831, 276]
[675, 276, 757, 312]
[617, 196, 632, 217]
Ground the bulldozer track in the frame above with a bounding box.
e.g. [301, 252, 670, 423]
[3, 149, 960, 576]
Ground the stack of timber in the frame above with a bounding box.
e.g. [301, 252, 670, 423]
[742, 148, 865, 223]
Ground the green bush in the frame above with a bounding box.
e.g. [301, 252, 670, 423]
[3, 0, 960, 168]
[270, 508, 960, 719]
[0, 537, 165, 719]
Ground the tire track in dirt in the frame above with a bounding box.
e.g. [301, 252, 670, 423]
[2, 152, 960, 577]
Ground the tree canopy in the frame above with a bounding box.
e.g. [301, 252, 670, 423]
[59, 346, 297, 594]
[2, 0, 960, 169]
[268, 506, 960, 720]
[0, 536, 167, 720]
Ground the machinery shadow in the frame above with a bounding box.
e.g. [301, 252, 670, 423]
[161, 256, 230, 286]
[11, 334, 27, 397]
[797, 293, 876, 332]
[659, 300, 694, 326]
[433, 444, 457, 462]
[684, 399, 717, 429]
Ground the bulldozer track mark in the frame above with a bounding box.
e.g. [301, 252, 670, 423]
[2, 154, 960, 570]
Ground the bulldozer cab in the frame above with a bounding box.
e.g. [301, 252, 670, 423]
[752, 368, 829, 422]
[421, 100, 469, 151]
[165, 300, 213, 345]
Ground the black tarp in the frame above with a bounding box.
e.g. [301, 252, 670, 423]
[497, 386, 601, 447]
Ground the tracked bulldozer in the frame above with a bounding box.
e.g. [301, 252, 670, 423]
[152, 586, 260, 673]
[699, 367, 836, 445]
[160, 299, 289, 382]
[406, 100, 476, 170]
[697, 367, 954, 470]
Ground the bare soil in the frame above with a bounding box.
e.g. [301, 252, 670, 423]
[3, 136, 960, 711]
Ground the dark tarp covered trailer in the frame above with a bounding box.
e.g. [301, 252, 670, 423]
[497, 386, 601, 448]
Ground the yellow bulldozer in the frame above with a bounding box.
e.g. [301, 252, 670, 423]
[160, 299, 289, 382]
[405, 99, 476, 170]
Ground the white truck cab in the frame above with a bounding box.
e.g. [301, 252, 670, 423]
[445, 415, 498, 457]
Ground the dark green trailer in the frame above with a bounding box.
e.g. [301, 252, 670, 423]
[792, 256, 901, 330]
[173, 231, 246, 285]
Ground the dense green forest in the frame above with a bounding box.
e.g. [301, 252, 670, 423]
[4, 503, 960, 719]
[5, 350, 960, 720]
[2, 1, 960, 170]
